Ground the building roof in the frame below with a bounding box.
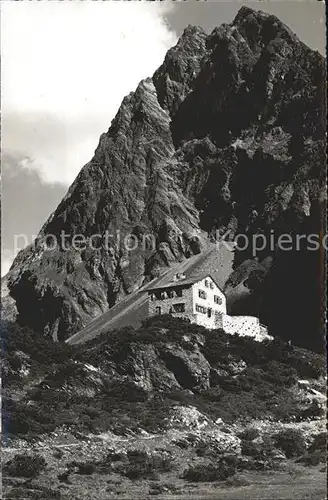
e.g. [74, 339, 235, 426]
[66, 245, 234, 345]
[141, 272, 221, 293]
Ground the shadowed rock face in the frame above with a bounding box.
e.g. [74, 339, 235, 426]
[4, 7, 325, 348]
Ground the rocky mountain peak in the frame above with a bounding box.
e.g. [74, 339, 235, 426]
[3, 7, 325, 349]
[153, 24, 207, 117]
[233, 5, 294, 40]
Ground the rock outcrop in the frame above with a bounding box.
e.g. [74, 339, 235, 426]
[3, 7, 325, 348]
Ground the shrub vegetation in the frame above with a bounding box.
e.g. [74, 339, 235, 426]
[4, 454, 47, 478]
[2, 316, 325, 438]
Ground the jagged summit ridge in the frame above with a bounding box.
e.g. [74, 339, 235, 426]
[3, 7, 325, 349]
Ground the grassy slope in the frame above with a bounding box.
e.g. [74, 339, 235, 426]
[2, 314, 326, 499]
[2, 434, 326, 500]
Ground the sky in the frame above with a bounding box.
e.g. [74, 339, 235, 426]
[1, 0, 326, 276]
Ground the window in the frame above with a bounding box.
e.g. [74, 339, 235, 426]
[160, 291, 166, 300]
[198, 289, 207, 299]
[214, 295, 222, 305]
[173, 303, 185, 313]
[167, 290, 174, 298]
[205, 279, 209, 288]
[209, 282, 214, 290]
[176, 288, 183, 297]
[155, 306, 161, 315]
[150, 293, 156, 302]
[196, 304, 206, 314]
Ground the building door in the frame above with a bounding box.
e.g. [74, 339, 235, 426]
[155, 306, 161, 315]
[207, 308, 212, 318]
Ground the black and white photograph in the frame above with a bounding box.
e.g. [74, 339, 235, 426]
[1, 1, 326, 499]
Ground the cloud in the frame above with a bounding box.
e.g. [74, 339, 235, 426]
[1, 153, 68, 276]
[1, 1, 177, 184]
[2, 112, 106, 186]
[1, 1, 176, 274]
[1, 258, 14, 278]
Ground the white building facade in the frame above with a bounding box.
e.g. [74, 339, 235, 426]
[146, 273, 271, 342]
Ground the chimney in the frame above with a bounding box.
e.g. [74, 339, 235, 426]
[173, 272, 186, 281]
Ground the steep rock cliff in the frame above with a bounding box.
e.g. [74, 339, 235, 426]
[4, 7, 325, 347]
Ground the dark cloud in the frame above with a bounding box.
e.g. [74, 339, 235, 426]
[1, 153, 67, 274]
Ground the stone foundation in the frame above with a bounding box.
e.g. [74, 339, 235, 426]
[220, 314, 272, 342]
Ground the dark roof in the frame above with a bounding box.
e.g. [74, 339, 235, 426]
[141, 272, 221, 293]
